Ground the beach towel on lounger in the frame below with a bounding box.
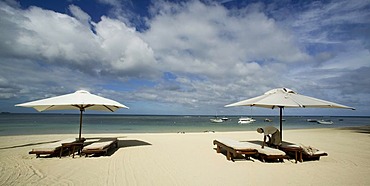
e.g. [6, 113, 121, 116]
[300, 144, 322, 156]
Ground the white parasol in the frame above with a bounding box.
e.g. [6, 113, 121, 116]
[16, 90, 129, 139]
[225, 88, 355, 140]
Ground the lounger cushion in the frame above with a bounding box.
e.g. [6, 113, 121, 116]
[300, 144, 319, 155]
[281, 144, 300, 148]
[83, 141, 115, 150]
[257, 146, 286, 156]
[313, 151, 327, 155]
[301, 146, 327, 156]
[282, 142, 327, 157]
[214, 138, 256, 150]
[31, 138, 77, 152]
[215, 138, 285, 156]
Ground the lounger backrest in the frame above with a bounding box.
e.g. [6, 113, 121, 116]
[282, 142, 327, 156]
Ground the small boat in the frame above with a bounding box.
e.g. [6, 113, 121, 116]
[317, 120, 334, 125]
[307, 119, 317, 122]
[221, 117, 229, 121]
[210, 118, 224, 123]
[264, 118, 272, 122]
[238, 117, 256, 124]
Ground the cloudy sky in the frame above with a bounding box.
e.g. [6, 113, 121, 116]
[1, 0, 369, 116]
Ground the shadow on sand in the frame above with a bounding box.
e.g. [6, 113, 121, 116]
[106, 139, 152, 156]
[0, 140, 60, 150]
[1, 137, 152, 159]
[339, 125, 370, 134]
[83, 137, 152, 157]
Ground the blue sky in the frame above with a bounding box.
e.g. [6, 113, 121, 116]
[0, 0, 369, 116]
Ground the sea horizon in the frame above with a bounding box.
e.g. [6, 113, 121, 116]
[1, 113, 369, 136]
[2, 112, 370, 117]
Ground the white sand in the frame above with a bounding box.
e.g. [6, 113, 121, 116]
[0, 127, 369, 185]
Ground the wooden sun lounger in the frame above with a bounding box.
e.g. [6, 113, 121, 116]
[82, 138, 118, 157]
[302, 151, 328, 161]
[279, 142, 328, 163]
[213, 138, 258, 161]
[213, 139, 287, 162]
[29, 138, 84, 158]
[256, 146, 287, 162]
[301, 146, 328, 161]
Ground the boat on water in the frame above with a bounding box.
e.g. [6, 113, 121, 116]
[238, 117, 256, 124]
[317, 120, 334, 125]
[307, 119, 318, 122]
[264, 118, 272, 122]
[210, 118, 224, 123]
[221, 117, 229, 121]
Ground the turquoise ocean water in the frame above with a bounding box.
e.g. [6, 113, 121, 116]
[0, 113, 369, 136]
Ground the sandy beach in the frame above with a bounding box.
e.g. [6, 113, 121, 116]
[0, 127, 369, 186]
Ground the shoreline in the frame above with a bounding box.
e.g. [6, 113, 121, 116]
[3, 112, 369, 116]
[2, 114, 369, 136]
[1, 127, 369, 185]
[1, 124, 369, 137]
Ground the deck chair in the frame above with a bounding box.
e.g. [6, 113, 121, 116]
[29, 138, 80, 158]
[213, 138, 287, 162]
[279, 142, 328, 162]
[82, 138, 118, 157]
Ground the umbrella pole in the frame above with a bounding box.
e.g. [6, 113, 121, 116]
[279, 106, 283, 141]
[79, 109, 83, 140]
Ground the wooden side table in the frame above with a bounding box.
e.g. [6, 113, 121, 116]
[60, 142, 84, 158]
[279, 146, 303, 163]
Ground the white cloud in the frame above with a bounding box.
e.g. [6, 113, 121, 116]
[94, 17, 159, 79]
[291, 0, 370, 45]
[0, 0, 369, 115]
[139, 1, 310, 107]
[69, 4, 92, 27]
[3, 5, 101, 66]
[144, 1, 309, 79]
[0, 2, 160, 79]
